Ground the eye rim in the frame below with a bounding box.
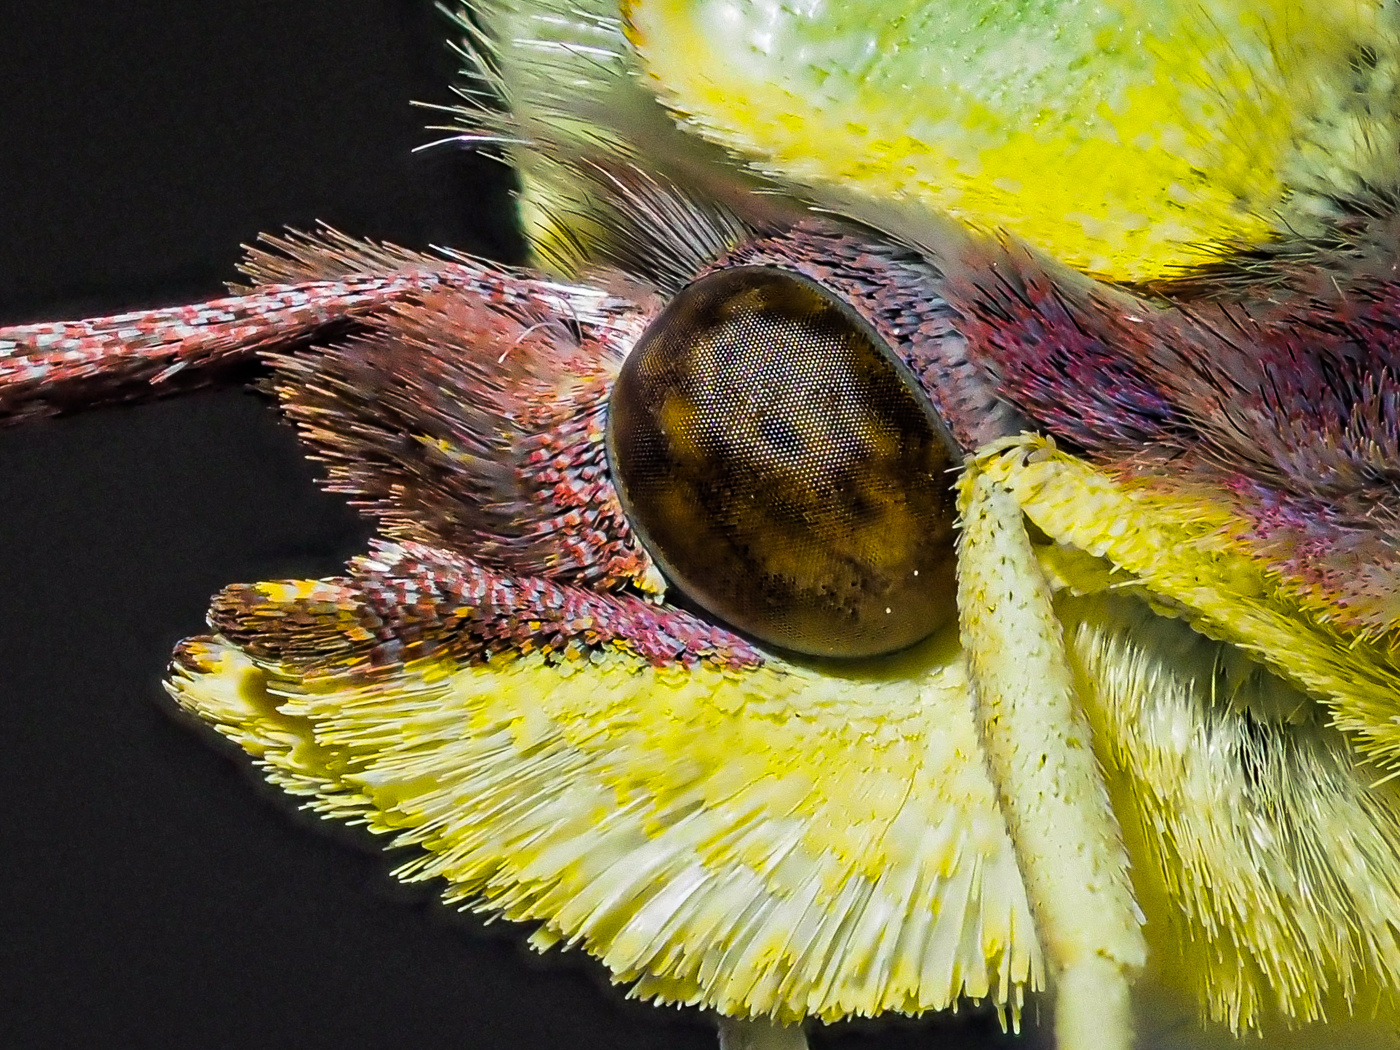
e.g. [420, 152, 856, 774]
[605, 263, 963, 659]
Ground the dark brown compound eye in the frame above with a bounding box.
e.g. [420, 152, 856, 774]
[606, 266, 960, 658]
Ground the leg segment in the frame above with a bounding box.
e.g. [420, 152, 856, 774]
[957, 463, 1146, 1050]
[716, 1017, 809, 1050]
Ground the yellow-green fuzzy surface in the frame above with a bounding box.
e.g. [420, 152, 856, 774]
[626, 0, 1400, 281]
[169, 634, 1041, 1025]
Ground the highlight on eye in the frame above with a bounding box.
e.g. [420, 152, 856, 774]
[606, 266, 960, 658]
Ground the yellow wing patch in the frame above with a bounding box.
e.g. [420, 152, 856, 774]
[626, 0, 1400, 281]
[168, 634, 1041, 1024]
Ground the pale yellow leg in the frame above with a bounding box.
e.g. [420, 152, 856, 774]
[716, 1017, 808, 1050]
[957, 465, 1146, 1050]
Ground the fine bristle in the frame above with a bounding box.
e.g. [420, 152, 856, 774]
[169, 630, 1042, 1024]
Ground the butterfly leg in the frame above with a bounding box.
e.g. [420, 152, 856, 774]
[957, 461, 1147, 1050]
[716, 1017, 808, 1050]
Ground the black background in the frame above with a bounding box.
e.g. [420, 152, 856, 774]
[0, 4, 1033, 1048]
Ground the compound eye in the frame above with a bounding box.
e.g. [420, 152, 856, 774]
[606, 267, 959, 658]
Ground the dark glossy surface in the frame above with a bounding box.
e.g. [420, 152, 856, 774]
[609, 267, 959, 657]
